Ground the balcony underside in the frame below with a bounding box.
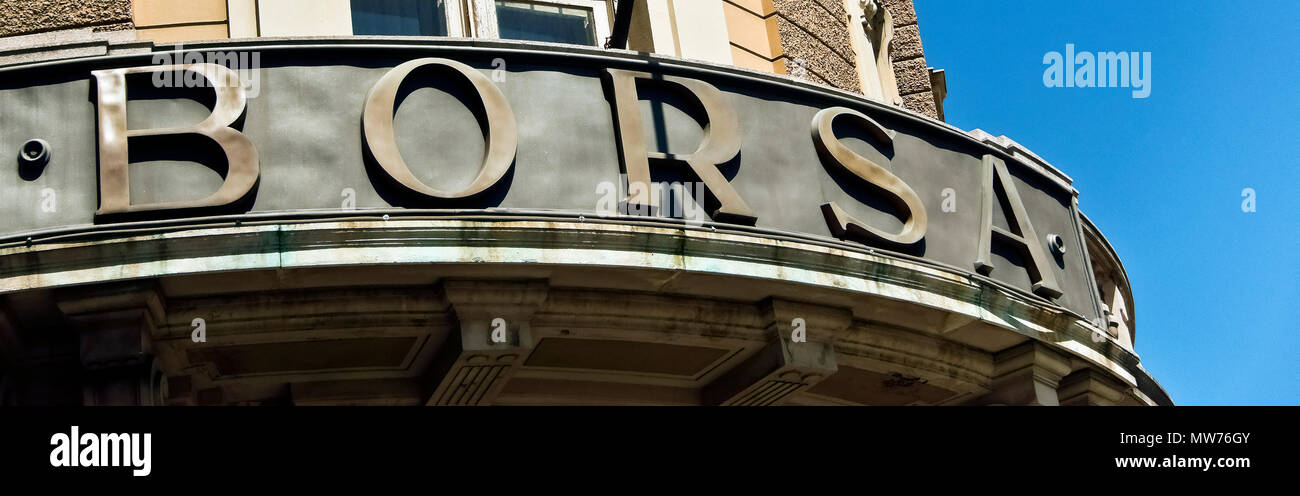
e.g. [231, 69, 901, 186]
[0, 216, 1167, 406]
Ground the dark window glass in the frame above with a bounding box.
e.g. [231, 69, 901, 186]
[351, 0, 448, 36]
[495, 1, 597, 46]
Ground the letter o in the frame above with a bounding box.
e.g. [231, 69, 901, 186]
[362, 58, 517, 200]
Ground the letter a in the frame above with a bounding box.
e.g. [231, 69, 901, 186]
[975, 155, 1062, 299]
[50, 433, 70, 467]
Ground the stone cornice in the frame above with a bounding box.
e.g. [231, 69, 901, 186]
[0, 215, 1171, 405]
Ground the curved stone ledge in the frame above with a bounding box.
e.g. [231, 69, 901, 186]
[0, 215, 1170, 405]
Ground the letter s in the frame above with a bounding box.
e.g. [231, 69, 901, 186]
[813, 107, 927, 246]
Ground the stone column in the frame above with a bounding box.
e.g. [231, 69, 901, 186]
[57, 282, 166, 406]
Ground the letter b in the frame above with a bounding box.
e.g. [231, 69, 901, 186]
[92, 63, 259, 217]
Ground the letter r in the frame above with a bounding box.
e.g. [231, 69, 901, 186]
[604, 68, 756, 225]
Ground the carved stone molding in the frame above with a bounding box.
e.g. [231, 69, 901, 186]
[702, 298, 848, 405]
[56, 281, 166, 405]
[861, 0, 885, 39]
[424, 280, 550, 405]
[974, 342, 1073, 406]
[1058, 368, 1130, 406]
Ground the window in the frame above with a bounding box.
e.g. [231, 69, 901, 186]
[470, 0, 612, 47]
[271, 0, 612, 45]
[495, 1, 596, 45]
[351, 0, 450, 36]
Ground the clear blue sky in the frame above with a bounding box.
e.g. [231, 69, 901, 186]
[914, 0, 1299, 405]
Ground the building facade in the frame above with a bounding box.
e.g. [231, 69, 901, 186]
[0, 0, 1167, 406]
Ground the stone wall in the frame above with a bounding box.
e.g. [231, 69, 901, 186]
[883, 0, 939, 118]
[771, 0, 940, 120]
[772, 0, 860, 93]
[0, 0, 134, 37]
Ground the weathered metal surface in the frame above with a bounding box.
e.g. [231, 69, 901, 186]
[0, 38, 1100, 319]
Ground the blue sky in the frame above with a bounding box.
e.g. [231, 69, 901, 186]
[914, 0, 1299, 405]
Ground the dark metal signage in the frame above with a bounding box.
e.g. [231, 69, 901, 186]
[0, 41, 1099, 319]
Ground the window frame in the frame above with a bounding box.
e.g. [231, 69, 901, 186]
[466, 0, 612, 46]
[259, 0, 614, 46]
[345, 0, 465, 37]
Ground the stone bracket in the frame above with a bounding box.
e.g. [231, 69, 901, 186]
[1058, 368, 1128, 406]
[56, 282, 166, 405]
[704, 336, 838, 406]
[57, 282, 165, 365]
[760, 297, 854, 344]
[423, 280, 549, 406]
[704, 298, 848, 406]
[973, 341, 1073, 406]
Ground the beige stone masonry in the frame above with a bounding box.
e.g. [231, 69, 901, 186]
[0, 0, 133, 37]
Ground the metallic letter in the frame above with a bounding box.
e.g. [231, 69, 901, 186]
[813, 107, 926, 246]
[975, 154, 1063, 299]
[92, 63, 259, 216]
[362, 58, 517, 200]
[604, 68, 755, 225]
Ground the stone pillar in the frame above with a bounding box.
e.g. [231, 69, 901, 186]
[57, 282, 166, 406]
[423, 280, 549, 406]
